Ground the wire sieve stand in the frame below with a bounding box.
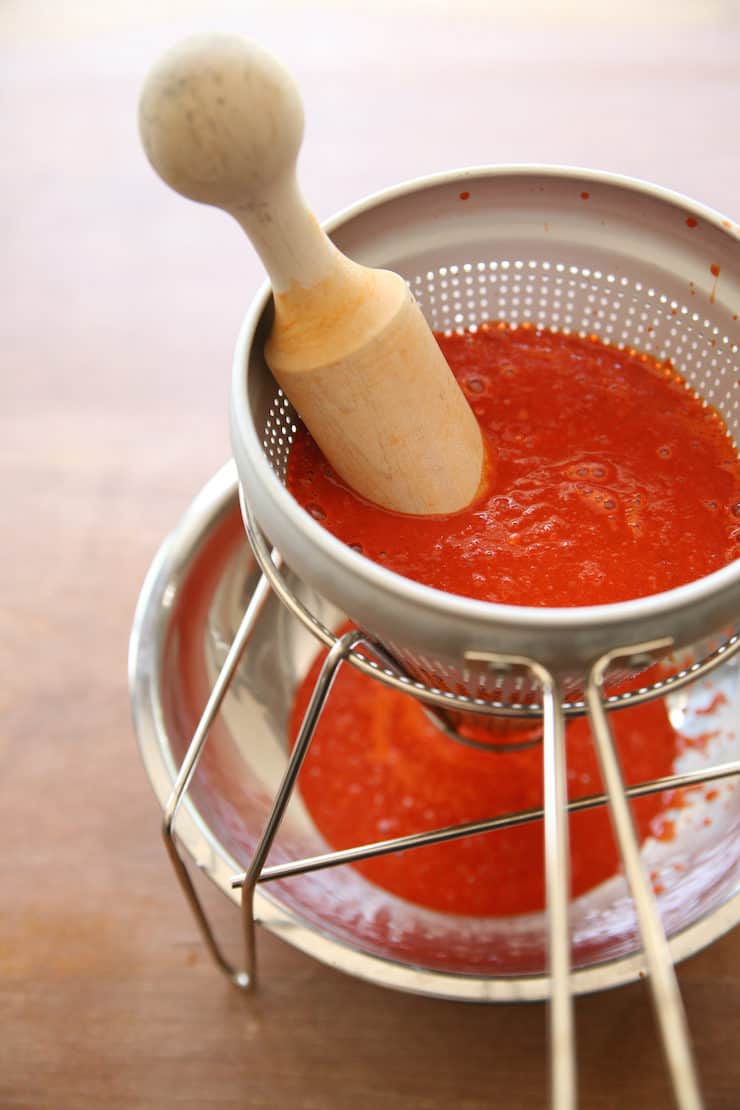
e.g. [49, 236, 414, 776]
[158, 485, 740, 1110]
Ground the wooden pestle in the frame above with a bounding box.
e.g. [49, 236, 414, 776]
[138, 33, 484, 514]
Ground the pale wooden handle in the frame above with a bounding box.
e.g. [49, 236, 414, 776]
[139, 34, 485, 514]
[138, 32, 336, 292]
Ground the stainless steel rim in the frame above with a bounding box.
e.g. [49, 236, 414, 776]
[230, 164, 740, 671]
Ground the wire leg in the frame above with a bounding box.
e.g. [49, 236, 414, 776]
[240, 628, 369, 990]
[540, 673, 575, 1110]
[162, 572, 272, 989]
[465, 651, 575, 1109]
[587, 642, 703, 1110]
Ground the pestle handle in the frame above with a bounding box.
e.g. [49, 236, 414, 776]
[139, 34, 485, 515]
[138, 34, 335, 293]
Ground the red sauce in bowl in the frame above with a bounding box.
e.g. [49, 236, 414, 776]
[289, 648, 695, 916]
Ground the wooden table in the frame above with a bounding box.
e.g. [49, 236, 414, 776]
[2, 4, 738, 1107]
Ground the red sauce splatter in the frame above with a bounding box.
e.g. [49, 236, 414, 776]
[696, 691, 728, 716]
[710, 264, 720, 304]
[710, 263, 721, 277]
[459, 190, 470, 200]
[675, 729, 720, 753]
[287, 326, 740, 607]
[290, 641, 692, 915]
[652, 816, 675, 842]
[580, 191, 590, 200]
[686, 217, 698, 229]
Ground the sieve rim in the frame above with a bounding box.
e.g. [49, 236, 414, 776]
[230, 164, 740, 646]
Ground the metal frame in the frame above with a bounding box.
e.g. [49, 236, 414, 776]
[217, 162, 740, 1107]
[158, 503, 740, 1110]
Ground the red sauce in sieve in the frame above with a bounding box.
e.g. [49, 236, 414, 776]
[285, 324, 739, 915]
[287, 324, 739, 606]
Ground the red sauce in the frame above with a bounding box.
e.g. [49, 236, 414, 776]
[290, 643, 694, 915]
[285, 324, 737, 915]
[287, 325, 739, 607]
[695, 691, 728, 716]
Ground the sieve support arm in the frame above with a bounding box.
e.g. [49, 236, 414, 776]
[586, 639, 704, 1110]
[161, 570, 273, 989]
[239, 628, 373, 990]
[466, 650, 575, 1110]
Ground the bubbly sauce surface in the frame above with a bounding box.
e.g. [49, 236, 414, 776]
[287, 324, 739, 606]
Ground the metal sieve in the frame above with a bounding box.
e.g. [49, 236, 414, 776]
[230, 165, 740, 703]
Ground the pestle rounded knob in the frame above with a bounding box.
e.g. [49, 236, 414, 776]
[137, 36, 303, 211]
[139, 33, 485, 514]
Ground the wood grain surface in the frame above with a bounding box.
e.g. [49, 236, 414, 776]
[2, 3, 738, 1108]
